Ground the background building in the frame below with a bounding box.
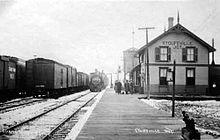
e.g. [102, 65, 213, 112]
[123, 48, 139, 81]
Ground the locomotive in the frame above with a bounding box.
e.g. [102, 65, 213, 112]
[0, 56, 89, 101]
[89, 70, 108, 92]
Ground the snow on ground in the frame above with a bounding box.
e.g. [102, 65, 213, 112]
[0, 90, 89, 133]
[141, 99, 220, 138]
[7, 92, 96, 140]
[177, 100, 220, 119]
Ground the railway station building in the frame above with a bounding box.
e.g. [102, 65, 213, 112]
[135, 17, 216, 95]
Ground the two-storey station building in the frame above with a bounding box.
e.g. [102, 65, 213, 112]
[137, 17, 215, 95]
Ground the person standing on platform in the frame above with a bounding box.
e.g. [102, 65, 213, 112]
[130, 80, 134, 95]
[117, 81, 122, 94]
[114, 80, 118, 93]
[124, 80, 129, 94]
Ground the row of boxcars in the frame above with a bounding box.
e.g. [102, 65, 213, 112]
[0, 55, 89, 101]
[89, 70, 109, 92]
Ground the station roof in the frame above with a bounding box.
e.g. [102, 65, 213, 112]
[138, 23, 216, 54]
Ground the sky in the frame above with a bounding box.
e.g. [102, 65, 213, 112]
[0, 0, 219, 75]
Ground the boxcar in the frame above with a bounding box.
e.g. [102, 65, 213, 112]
[11, 57, 26, 95]
[83, 72, 89, 88]
[77, 72, 83, 89]
[77, 72, 89, 90]
[66, 65, 77, 92]
[71, 67, 77, 88]
[0, 56, 25, 100]
[66, 65, 72, 89]
[26, 58, 68, 97]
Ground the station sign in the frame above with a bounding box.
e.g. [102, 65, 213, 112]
[162, 41, 193, 49]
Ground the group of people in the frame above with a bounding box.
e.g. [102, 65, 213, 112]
[114, 80, 134, 94]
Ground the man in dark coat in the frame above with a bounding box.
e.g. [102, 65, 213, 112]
[117, 81, 122, 94]
[129, 80, 134, 95]
[124, 80, 129, 94]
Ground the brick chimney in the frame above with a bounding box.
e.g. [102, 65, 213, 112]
[168, 17, 174, 29]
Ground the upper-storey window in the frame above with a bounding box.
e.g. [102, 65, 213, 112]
[155, 46, 171, 62]
[160, 47, 168, 61]
[182, 47, 198, 62]
[187, 48, 194, 61]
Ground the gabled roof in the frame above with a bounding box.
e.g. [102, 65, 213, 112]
[138, 23, 216, 54]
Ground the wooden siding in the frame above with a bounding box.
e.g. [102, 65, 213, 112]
[147, 33, 209, 65]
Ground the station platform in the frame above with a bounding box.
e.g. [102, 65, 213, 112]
[75, 88, 185, 140]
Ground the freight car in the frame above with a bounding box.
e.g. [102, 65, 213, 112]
[25, 58, 89, 98]
[0, 55, 90, 100]
[0, 56, 26, 101]
[77, 72, 89, 91]
[26, 58, 67, 97]
[89, 70, 108, 92]
[66, 65, 78, 92]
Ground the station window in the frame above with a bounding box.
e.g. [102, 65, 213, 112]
[159, 67, 168, 85]
[160, 47, 168, 61]
[187, 48, 195, 61]
[186, 68, 195, 86]
[155, 46, 171, 62]
[182, 47, 198, 62]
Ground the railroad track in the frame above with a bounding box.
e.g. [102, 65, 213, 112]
[0, 98, 45, 112]
[0, 97, 32, 106]
[2, 91, 98, 140]
[42, 93, 98, 140]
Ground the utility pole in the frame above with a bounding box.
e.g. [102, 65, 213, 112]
[138, 27, 155, 99]
[117, 66, 121, 81]
[132, 29, 135, 48]
[172, 60, 176, 117]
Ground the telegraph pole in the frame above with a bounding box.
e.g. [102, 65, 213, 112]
[117, 66, 121, 81]
[132, 29, 135, 48]
[172, 60, 176, 117]
[138, 27, 155, 99]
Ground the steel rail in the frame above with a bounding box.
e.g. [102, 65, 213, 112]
[3, 92, 90, 133]
[0, 97, 33, 106]
[0, 99, 45, 111]
[41, 93, 99, 140]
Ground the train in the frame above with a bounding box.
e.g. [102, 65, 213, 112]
[89, 70, 108, 92]
[0, 56, 26, 99]
[0, 56, 89, 101]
